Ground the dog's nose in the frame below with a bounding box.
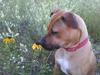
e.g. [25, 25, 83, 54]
[36, 37, 46, 45]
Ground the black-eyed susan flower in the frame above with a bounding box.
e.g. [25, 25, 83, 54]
[32, 43, 42, 50]
[3, 37, 15, 43]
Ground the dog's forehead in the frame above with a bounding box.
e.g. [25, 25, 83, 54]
[52, 20, 66, 32]
[48, 10, 66, 33]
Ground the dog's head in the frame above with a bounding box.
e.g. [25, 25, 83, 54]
[37, 9, 81, 51]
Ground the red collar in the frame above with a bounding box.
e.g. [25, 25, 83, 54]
[65, 38, 88, 52]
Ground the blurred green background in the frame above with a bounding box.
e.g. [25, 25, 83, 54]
[0, 0, 100, 75]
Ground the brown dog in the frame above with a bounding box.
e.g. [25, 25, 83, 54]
[37, 9, 96, 75]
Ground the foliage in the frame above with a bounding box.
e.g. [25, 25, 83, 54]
[0, 0, 100, 75]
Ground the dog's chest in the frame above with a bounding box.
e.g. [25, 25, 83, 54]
[56, 56, 70, 74]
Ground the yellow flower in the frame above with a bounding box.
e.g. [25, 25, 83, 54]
[3, 37, 15, 43]
[32, 43, 42, 50]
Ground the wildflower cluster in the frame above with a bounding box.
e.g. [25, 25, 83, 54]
[32, 43, 42, 50]
[3, 37, 15, 43]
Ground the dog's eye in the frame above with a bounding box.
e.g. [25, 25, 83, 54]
[51, 30, 61, 38]
[51, 31, 58, 35]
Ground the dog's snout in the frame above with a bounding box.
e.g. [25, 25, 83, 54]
[40, 37, 46, 44]
[36, 37, 46, 45]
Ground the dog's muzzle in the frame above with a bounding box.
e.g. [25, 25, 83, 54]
[36, 37, 60, 51]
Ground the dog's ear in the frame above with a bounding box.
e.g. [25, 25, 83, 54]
[50, 9, 61, 17]
[61, 12, 78, 29]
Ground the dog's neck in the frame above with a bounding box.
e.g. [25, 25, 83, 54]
[64, 37, 88, 52]
[64, 14, 89, 52]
